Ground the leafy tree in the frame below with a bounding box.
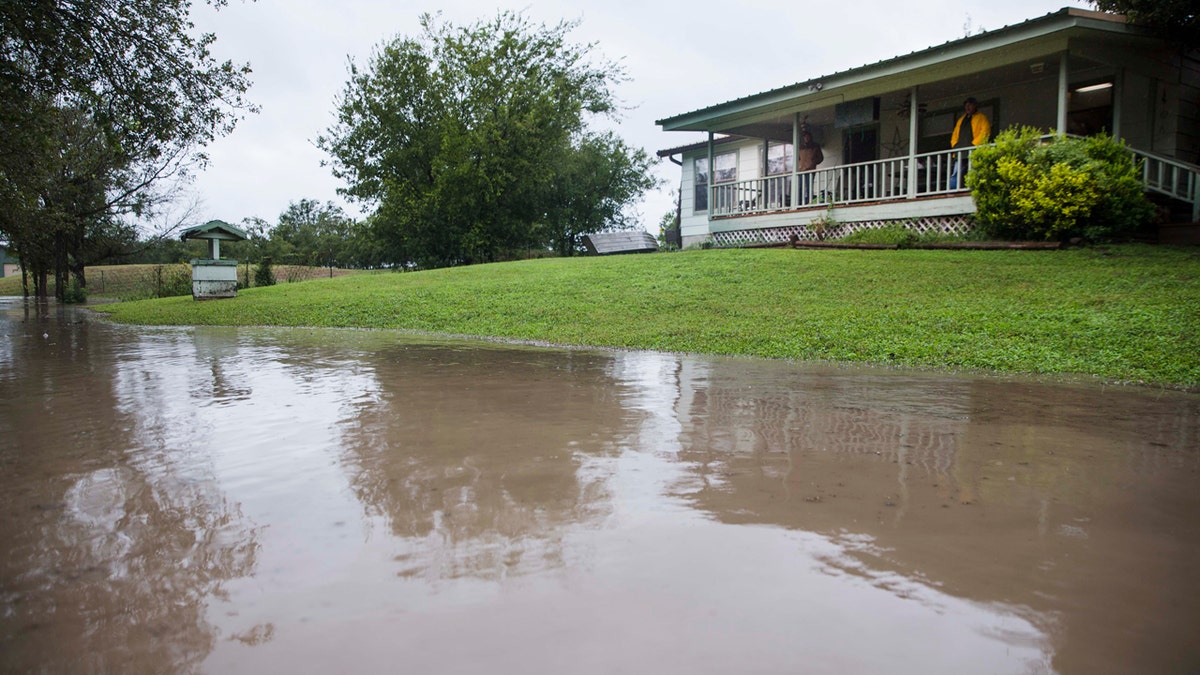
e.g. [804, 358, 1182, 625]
[1087, 0, 1198, 41]
[0, 0, 255, 299]
[319, 12, 655, 269]
[273, 199, 353, 270]
[544, 132, 656, 256]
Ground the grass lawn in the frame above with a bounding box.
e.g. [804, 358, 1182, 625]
[93, 245, 1200, 389]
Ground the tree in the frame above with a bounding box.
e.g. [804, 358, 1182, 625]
[319, 12, 656, 269]
[544, 132, 656, 256]
[0, 0, 254, 299]
[272, 199, 354, 271]
[1087, 0, 1198, 41]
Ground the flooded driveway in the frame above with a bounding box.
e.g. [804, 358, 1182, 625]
[1, 298, 1197, 674]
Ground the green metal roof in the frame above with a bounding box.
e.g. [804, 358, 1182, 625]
[180, 220, 248, 241]
[656, 8, 1141, 132]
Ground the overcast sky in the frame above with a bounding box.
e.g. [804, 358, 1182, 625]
[186, 0, 1092, 234]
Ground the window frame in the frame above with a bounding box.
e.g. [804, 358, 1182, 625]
[694, 150, 737, 213]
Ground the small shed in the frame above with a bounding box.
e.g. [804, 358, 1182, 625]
[0, 244, 20, 278]
[582, 231, 659, 256]
[181, 220, 247, 300]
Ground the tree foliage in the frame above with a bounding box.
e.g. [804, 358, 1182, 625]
[1087, 0, 1198, 41]
[967, 127, 1155, 241]
[319, 12, 656, 268]
[272, 199, 356, 269]
[0, 0, 254, 299]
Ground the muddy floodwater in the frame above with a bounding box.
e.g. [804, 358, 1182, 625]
[1, 299, 1198, 674]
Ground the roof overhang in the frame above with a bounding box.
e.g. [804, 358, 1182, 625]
[656, 9, 1149, 135]
[181, 220, 248, 242]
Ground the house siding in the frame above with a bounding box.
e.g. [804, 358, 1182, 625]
[1178, 50, 1200, 163]
[679, 140, 765, 247]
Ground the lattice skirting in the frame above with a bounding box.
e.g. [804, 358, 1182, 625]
[711, 215, 977, 247]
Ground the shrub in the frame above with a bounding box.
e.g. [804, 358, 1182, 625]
[62, 281, 88, 304]
[255, 257, 275, 287]
[838, 224, 915, 247]
[968, 128, 1155, 241]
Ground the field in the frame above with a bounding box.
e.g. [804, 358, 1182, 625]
[0, 263, 360, 301]
[92, 245, 1200, 389]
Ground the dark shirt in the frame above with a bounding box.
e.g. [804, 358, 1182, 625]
[955, 114, 974, 149]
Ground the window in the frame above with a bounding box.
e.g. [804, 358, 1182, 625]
[767, 142, 793, 176]
[694, 157, 709, 212]
[713, 152, 737, 183]
[693, 151, 737, 213]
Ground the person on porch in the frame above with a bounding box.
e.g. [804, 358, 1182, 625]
[797, 129, 824, 204]
[949, 97, 990, 189]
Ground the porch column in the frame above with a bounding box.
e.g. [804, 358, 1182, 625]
[1057, 52, 1069, 134]
[1112, 68, 1124, 140]
[907, 86, 919, 199]
[707, 132, 714, 216]
[792, 113, 801, 208]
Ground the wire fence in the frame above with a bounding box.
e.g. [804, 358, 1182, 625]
[89, 265, 192, 300]
[234, 261, 355, 288]
[0, 261, 363, 302]
[84, 262, 358, 301]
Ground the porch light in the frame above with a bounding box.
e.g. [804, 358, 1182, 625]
[1073, 82, 1113, 93]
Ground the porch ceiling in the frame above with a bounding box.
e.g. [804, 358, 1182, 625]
[719, 50, 1111, 141]
[658, 8, 1149, 135]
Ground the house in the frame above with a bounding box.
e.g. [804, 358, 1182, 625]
[657, 8, 1200, 248]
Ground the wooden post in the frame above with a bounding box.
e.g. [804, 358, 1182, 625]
[707, 132, 715, 216]
[1057, 52, 1069, 134]
[792, 113, 801, 208]
[908, 85, 919, 198]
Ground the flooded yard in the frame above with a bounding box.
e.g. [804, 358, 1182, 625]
[1, 298, 1197, 674]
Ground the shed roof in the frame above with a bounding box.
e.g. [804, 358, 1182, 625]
[583, 231, 659, 255]
[181, 220, 248, 241]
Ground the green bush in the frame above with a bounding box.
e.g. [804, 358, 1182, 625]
[967, 128, 1155, 241]
[62, 281, 88, 304]
[837, 223, 969, 247]
[838, 224, 915, 246]
[255, 257, 275, 287]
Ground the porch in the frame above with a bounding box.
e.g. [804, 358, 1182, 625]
[702, 141, 1200, 246]
[703, 139, 1200, 245]
[712, 147, 971, 219]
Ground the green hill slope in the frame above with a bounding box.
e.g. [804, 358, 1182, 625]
[95, 246, 1200, 388]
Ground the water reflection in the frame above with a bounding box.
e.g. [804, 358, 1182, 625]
[0, 300, 1197, 674]
[664, 360, 1200, 673]
[0, 301, 259, 674]
[336, 344, 625, 581]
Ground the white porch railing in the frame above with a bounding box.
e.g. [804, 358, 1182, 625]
[1131, 149, 1200, 222]
[710, 141, 1200, 223]
[710, 148, 974, 218]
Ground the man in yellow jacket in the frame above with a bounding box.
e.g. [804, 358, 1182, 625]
[949, 97, 990, 189]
